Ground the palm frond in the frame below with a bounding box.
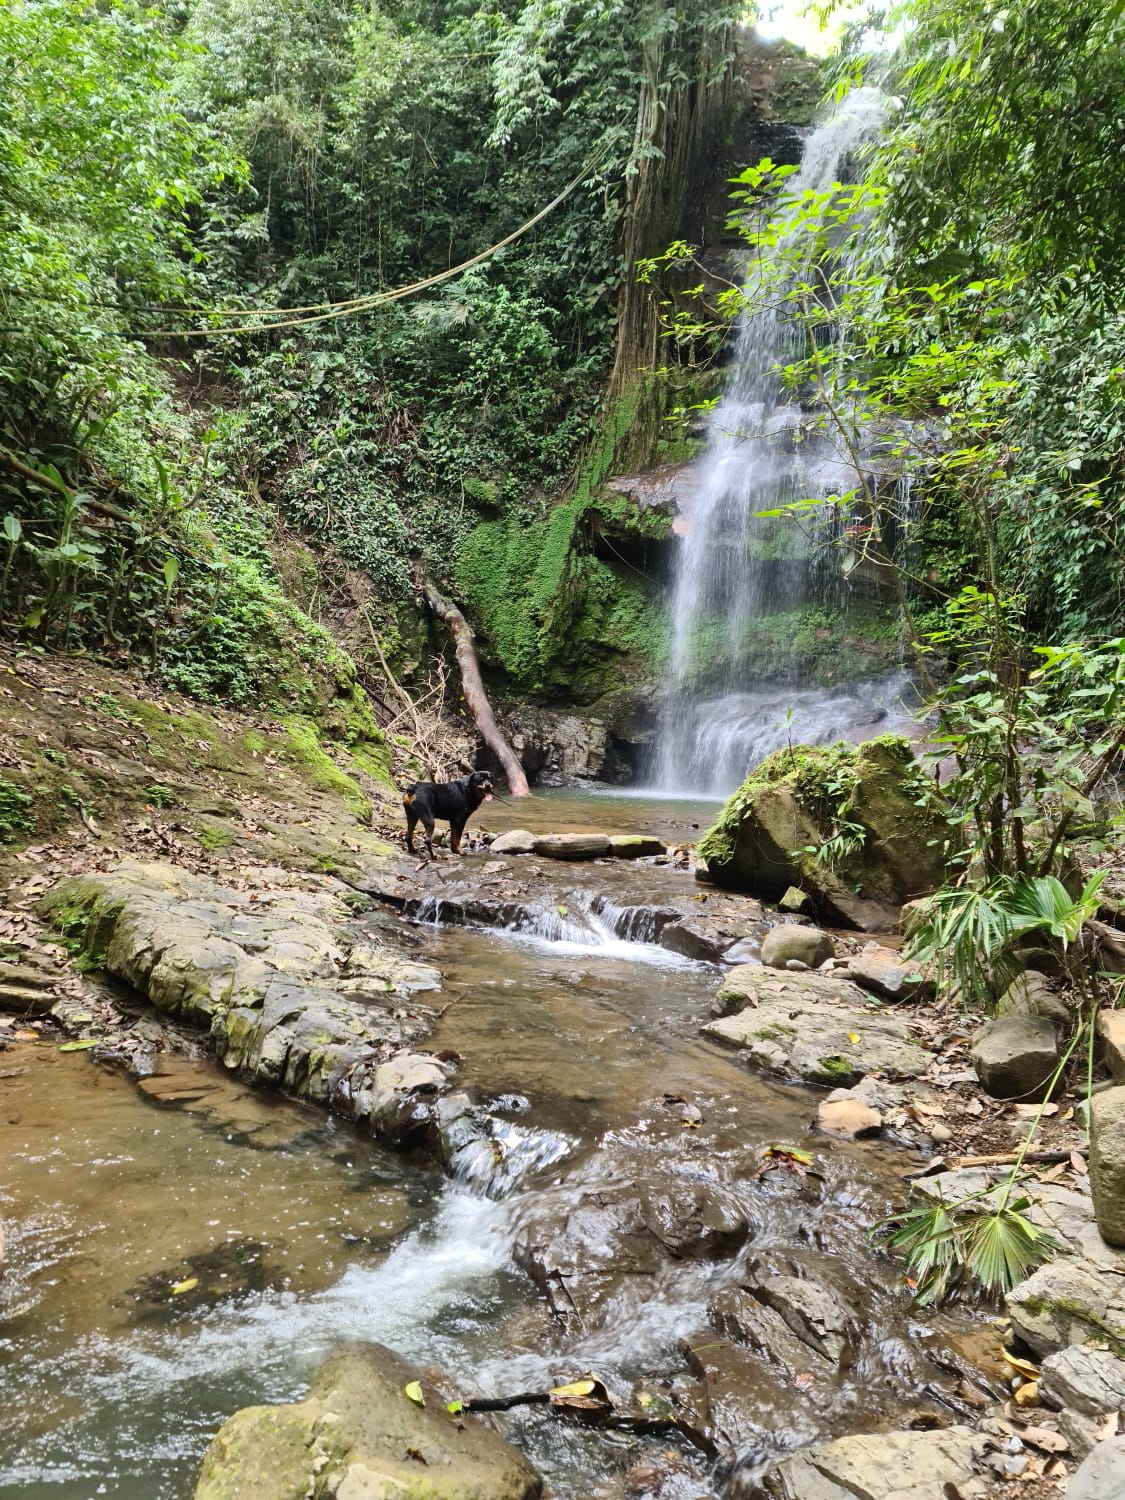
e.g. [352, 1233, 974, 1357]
[1006, 871, 1105, 949]
[904, 884, 1017, 1008]
[959, 1200, 1055, 1295]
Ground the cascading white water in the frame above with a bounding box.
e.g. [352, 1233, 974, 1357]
[652, 88, 901, 797]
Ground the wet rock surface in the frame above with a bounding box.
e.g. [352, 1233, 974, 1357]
[704, 966, 926, 1086]
[37, 860, 472, 1154]
[193, 1341, 543, 1500]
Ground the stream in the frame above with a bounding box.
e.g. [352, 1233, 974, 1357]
[1, 791, 988, 1500]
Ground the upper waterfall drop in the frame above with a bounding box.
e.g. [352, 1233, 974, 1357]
[650, 87, 912, 798]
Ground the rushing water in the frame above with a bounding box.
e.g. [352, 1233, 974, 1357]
[651, 90, 904, 798]
[1, 793, 991, 1499]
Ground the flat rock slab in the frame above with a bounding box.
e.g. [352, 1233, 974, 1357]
[762, 1426, 991, 1500]
[704, 966, 925, 1087]
[488, 828, 537, 854]
[193, 1341, 541, 1500]
[38, 861, 459, 1154]
[532, 833, 611, 860]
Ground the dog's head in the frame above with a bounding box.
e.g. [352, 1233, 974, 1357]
[468, 770, 494, 802]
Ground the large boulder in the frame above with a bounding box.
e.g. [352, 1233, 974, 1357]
[995, 972, 1071, 1028]
[846, 944, 935, 1004]
[1089, 1086, 1125, 1246]
[488, 829, 536, 854]
[970, 1014, 1059, 1101]
[1039, 1345, 1125, 1416]
[760, 924, 835, 969]
[193, 1342, 541, 1500]
[1096, 1009, 1125, 1083]
[695, 736, 946, 931]
[1006, 1258, 1125, 1358]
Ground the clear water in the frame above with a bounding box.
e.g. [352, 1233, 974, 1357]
[1, 798, 985, 1499]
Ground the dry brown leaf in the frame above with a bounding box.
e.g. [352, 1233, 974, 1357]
[1070, 1151, 1088, 1175]
[1093, 1412, 1119, 1442]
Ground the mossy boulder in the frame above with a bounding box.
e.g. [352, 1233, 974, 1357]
[193, 1342, 541, 1500]
[696, 736, 946, 931]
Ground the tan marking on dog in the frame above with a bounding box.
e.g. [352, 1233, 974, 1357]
[402, 791, 415, 806]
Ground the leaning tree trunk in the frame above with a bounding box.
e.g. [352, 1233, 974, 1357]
[416, 567, 530, 797]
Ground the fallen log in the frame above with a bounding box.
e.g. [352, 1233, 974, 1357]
[414, 565, 530, 797]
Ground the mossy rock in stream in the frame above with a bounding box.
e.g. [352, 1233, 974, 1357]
[193, 1342, 542, 1500]
[696, 735, 947, 931]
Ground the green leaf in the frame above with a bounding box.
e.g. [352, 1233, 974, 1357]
[59, 1038, 100, 1051]
[404, 1381, 425, 1407]
[2, 513, 21, 543]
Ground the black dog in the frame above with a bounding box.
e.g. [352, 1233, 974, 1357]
[402, 770, 494, 859]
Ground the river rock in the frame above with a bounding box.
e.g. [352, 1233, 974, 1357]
[695, 736, 946, 932]
[1090, 1087, 1125, 1246]
[1006, 1257, 1125, 1357]
[1040, 1346, 1125, 1415]
[489, 828, 536, 854]
[745, 1270, 851, 1364]
[531, 833, 611, 860]
[760, 1426, 990, 1499]
[659, 921, 731, 963]
[817, 1090, 883, 1138]
[609, 835, 667, 858]
[846, 944, 935, 1004]
[39, 862, 451, 1152]
[970, 1014, 1059, 1100]
[761, 924, 835, 969]
[1096, 1009, 1125, 1083]
[779, 885, 811, 914]
[704, 967, 924, 1087]
[192, 1341, 542, 1500]
[1066, 1435, 1125, 1500]
[512, 1175, 749, 1327]
[996, 971, 1071, 1028]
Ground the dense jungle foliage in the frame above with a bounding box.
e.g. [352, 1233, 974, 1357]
[0, 0, 1122, 839]
[0, 0, 738, 705]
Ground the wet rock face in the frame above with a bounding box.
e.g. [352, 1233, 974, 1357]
[1089, 1086, 1125, 1246]
[970, 1014, 1060, 1101]
[38, 861, 458, 1154]
[695, 736, 946, 932]
[512, 1174, 751, 1319]
[192, 1342, 542, 1500]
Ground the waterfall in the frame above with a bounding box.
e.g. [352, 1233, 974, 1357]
[650, 88, 911, 798]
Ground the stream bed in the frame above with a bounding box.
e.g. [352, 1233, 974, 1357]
[1, 792, 990, 1500]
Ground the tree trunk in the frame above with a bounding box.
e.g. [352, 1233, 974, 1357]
[416, 567, 530, 797]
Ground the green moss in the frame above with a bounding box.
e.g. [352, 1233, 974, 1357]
[816, 1054, 857, 1079]
[454, 390, 671, 697]
[0, 777, 34, 842]
[279, 716, 372, 818]
[198, 824, 234, 851]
